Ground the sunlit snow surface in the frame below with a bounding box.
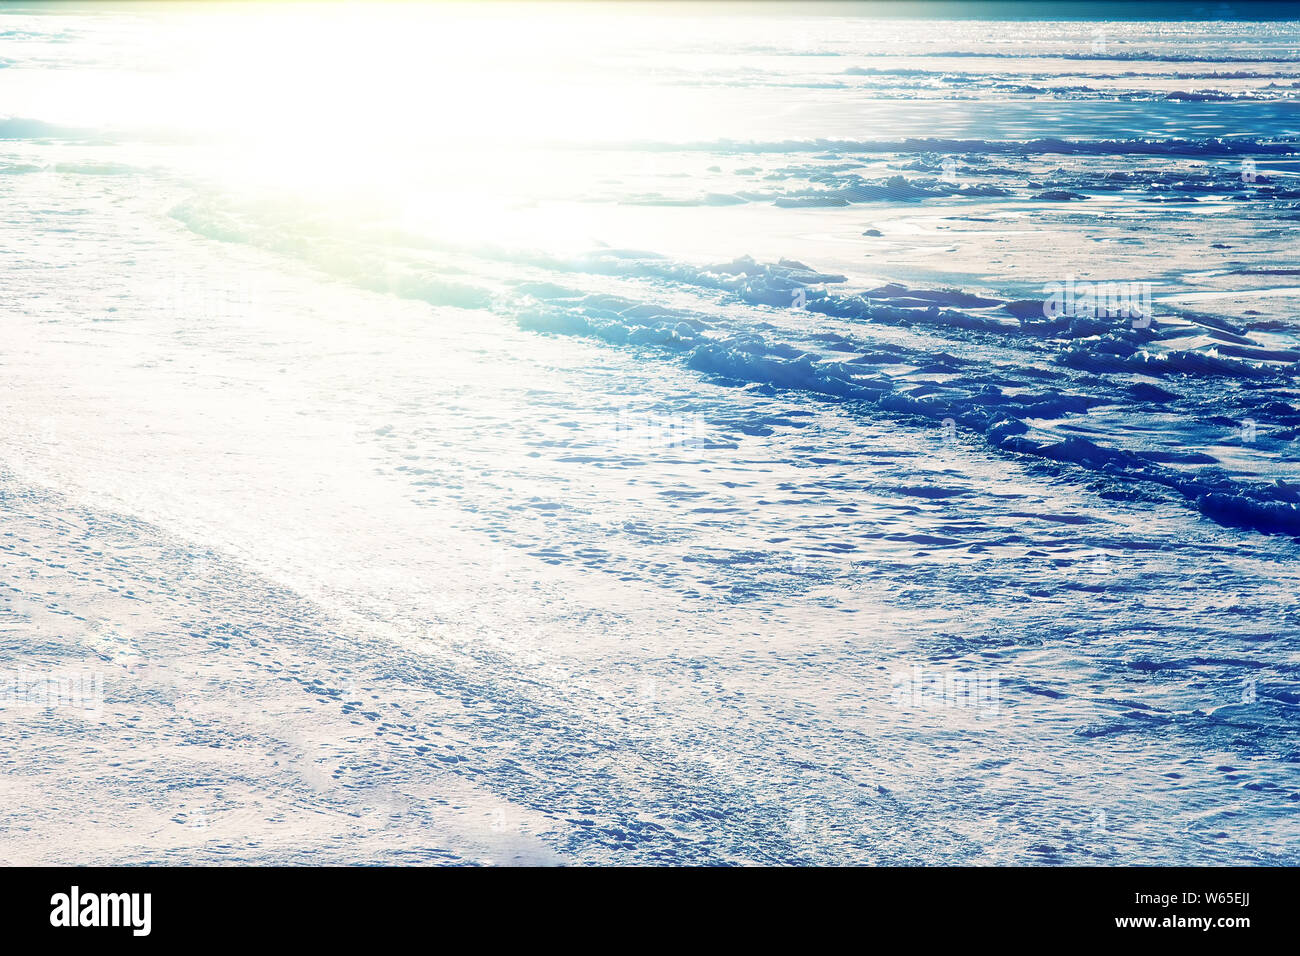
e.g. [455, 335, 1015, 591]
[1, 3, 1298, 864]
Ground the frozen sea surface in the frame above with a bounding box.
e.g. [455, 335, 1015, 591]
[0, 4, 1297, 864]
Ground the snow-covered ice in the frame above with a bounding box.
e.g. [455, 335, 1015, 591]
[0, 4, 1297, 864]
